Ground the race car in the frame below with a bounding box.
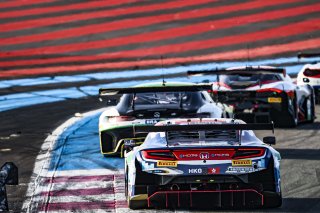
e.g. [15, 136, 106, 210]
[98, 82, 223, 157]
[297, 52, 320, 104]
[124, 118, 282, 209]
[188, 66, 316, 127]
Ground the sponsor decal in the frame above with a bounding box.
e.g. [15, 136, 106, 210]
[187, 167, 220, 174]
[226, 167, 254, 173]
[157, 161, 177, 167]
[145, 119, 160, 125]
[208, 167, 220, 174]
[211, 153, 230, 158]
[268, 97, 282, 103]
[154, 112, 161, 118]
[151, 170, 168, 174]
[188, 168, 204, 174]
[199, 152, 209, 160]
[179, 153, 198, 158]
[232, 159, 252, 166]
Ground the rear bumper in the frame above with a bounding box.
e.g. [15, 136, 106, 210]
[147, 189, 264, 209]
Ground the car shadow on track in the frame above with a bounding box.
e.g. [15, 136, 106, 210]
[265, 198, 320, 213]
[201, 198, 320, 213]
[296, 121, 320, 130]
[276, 148, 320, 160]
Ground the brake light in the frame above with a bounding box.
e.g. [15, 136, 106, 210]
[233, 148, 265, 159]
[141, 150, 176, 161]
[257, 88, 282, 94]
[285, 90, 294, 98]
[208, 89, 218, 94]
[108, 116, 135, 123]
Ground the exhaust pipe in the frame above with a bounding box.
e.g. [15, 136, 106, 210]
[229, 183, 239, 190]
[170, 184, 180, 191]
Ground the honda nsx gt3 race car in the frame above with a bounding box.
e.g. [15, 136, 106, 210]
[124, 118, 281, 209]
[188, 66, 315, 127]
[297, 52, 320, 104]
[98, 82, 222, 156]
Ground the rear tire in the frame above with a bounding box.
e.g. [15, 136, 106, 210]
[279, 96, 298, 128]
[306, 95, 315, 123]
[263, 192, 282, 208]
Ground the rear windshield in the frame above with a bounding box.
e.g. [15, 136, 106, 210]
[219, 74, 281, 89]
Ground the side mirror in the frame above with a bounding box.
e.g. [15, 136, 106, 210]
[0, 162, 18, 212]
[263, 136, 276, 145]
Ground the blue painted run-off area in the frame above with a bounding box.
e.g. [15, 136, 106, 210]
[48, 112, 124, 171]
[1, 57, 319, 112]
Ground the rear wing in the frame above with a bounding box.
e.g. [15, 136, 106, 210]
[187, 67, 286, 77]
[134, 123, 274, 133]
[134, 122, 275, 146]
[297, 52, 320, 59]
[99, 84, 212, 96]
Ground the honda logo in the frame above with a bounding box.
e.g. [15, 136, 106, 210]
[199, 152, 209, 159]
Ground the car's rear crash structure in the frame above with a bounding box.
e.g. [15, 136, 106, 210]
[124, 119, 282, 209]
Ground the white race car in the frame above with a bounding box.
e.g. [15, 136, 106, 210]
[188, 66, 316, 127]
[124, 118, 282, 209]
[98, 82, 223, 157]
[297, 52, 320, 104]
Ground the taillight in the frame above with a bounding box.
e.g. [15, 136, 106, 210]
[285, 90, 294, 98]
[233, 148, 265, 159]
[257, 88, 282, 94]
[108, 116, 135, 123]
[304, 68, 320, 77]
[141, 150, 176, 161]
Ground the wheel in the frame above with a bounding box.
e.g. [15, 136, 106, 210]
[128, 199, 148, 210]
[279, 95, 298, 127]
[263, 191, 282, 208]
[305, 95, 315, 123]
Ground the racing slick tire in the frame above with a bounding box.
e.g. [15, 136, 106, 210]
[305, 94, 315, 123]
[263, 192, 282, 208]
[125, 165, 148, 209]
[128, 199, 148, 210]
[278, 95, 298, 127]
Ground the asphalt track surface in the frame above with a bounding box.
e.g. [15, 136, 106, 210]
[0, 99, 319, 212]
[0, 0, 320, 212]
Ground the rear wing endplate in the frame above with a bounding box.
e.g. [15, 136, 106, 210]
[99, 84, 212, 96]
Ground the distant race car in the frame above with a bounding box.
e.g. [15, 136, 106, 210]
[124, 118, 282, 209]
[188, 66, 316, 127]
[297, 52, 320, 104]
[98, 82, 223, 156]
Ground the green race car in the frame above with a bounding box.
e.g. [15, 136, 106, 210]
[98, 82, 223, 157]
